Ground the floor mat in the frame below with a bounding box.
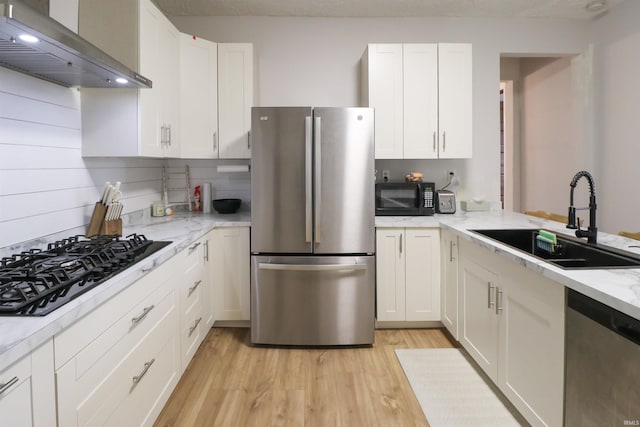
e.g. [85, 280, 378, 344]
[395, 348, 523, 427]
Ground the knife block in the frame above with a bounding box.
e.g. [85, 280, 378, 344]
[100, 219, 123, 237]
[86, 202, 107, 237]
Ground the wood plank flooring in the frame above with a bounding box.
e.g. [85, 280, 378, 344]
[154, 327, 457, 427]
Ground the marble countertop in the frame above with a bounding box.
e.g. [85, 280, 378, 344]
[0, 210, 250, 371]
[2, 208, 639, 371]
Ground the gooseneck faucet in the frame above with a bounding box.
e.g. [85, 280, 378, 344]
[566, 170, 597, 244]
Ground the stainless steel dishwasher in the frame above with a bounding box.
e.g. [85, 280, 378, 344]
[565, 289, 640, 426]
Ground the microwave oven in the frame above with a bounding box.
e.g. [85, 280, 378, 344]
[375, 182, 435, 216]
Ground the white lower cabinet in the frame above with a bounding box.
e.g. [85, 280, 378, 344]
[458, 238, 565, 427]
[211, 227, 250, 322]
[179, 236, 212, 371]
[55, 254, 181, 427]
[440, 229, 459, 339]
[376, 228, 440, 322]
[0, 339, 55, 427]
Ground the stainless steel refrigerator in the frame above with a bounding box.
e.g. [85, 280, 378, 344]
[250, 107, 375, 346]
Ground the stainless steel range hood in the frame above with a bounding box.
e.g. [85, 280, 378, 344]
[0, 0, 151, 88]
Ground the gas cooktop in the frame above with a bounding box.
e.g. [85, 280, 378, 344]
[0, 234, 171, 316]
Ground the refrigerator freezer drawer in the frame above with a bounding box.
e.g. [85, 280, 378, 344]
[251, 255, 375, 346]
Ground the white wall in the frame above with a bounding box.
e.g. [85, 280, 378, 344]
[518, 56, 588, 218]
[0, 67, 165, 248]
[170, 15, 592, 207]
[592, 0, 640, 234]
[0, 67, 250, 249]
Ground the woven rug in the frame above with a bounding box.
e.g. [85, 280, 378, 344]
[395, 348, 523, 427]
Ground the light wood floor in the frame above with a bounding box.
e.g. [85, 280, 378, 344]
[154, 327, 457, 427]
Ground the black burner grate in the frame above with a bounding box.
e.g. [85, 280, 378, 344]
[0, 234, 171, 316]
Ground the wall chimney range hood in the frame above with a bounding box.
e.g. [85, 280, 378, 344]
[0, 0, 151, 88]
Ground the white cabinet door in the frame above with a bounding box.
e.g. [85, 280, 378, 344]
[498, 262, 565, 427]
[403, 44, 438, 159]
[438, 43, 472, 159]
[366, 44, 404, 159]
[212, 227, 250, 321]
[459, 249, 499, 381]
[376, 228, 406, 321]
[440, 230, 459, 339]
[218, 43, 253, 159]
[179, 34, 218, 159]
[405, 228, 441, 321]
[79, 0, 180, 158]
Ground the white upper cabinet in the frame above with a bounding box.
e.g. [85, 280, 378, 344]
[363, 43, 472, 159]
[218, 43, 254, 159]
[79, 0, 180, 157]
[438, 43, 473, 159]
[179, 34, 219, 159]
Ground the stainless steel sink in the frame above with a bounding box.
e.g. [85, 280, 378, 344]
[471, 228, 640, 269]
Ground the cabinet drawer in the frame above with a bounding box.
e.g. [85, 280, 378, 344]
[54, 250, 184, 369]
[181, 253, 205, 311]
[56, 293, 179, 427]
[0, 353, 32, 426]
[181, 297, 204, 370]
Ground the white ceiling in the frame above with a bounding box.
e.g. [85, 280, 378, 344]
[154, 0, 624, 20]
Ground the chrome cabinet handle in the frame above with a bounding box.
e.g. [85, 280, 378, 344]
[305, 116, 313, 243]
[188, 280, 202, 296]
[0, 376, 18, 395]
[442, 131, 446, 152]
[168, 124, 172, 145]
[132, 359, 155, 385]
[141, 264, 154, 273]
[399, 233, 403, 256]
[496, 288, 504, 314]
[189, 317, 202, 337]
[247, 132, 251, 149]
[433, 131, 436, 152]
[131, 305, 155, 324]
[213, 132, 217, 152]
[449, 240, 454, 262]
[487, 282, 495, 309]
[204, 240, 209, 262]
[188, 242, 201, 253]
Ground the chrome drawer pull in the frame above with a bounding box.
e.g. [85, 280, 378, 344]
[496, 288, 504, 314]
[189, 317, 202, 337]
[188, 242, 201, 253]
[131, 305, 155, 324]
[132, 359, 155, 385]
[487, 282, 495, 309]
[0, 376, 18, 394]
[188, 280, 202, 296]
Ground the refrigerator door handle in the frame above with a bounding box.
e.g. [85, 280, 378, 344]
[314, 116, 322, 243]
[305, 116, 313, 243]
[258, 262, 367, 272]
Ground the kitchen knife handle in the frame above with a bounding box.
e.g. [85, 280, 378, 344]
[305, 116, 313, 243]
[314, 116, 322, 243]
